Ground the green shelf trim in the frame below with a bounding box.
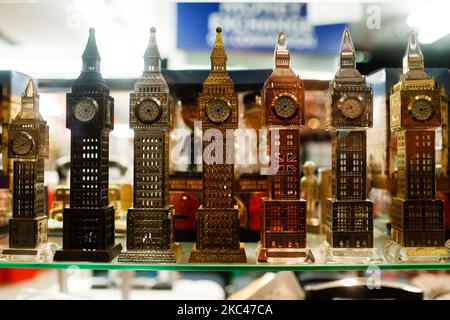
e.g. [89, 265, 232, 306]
[0, 236, 448, 271]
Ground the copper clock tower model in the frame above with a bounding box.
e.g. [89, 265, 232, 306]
[5, 80, 48, 252]
[54, 28, 122, 262]
[119, 28, 179, 263]
[188, 27, 246, 263]
[324, 28, 374, 249]
[389, 32, 445, 247]
[256, 32, 308, 263]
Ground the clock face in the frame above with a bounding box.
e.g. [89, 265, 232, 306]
[136, 98, 161, 123]
[11, 132, 34, 156]
[409, 96, 433, 121]
[339, 97, 365, 119]
[207, 98, 231, 122]
[73, 98, 98, 122]
[273, 95, 297, 118]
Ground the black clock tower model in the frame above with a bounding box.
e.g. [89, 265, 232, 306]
[54, 28, 122, 262]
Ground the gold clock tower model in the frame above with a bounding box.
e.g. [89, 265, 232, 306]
[5, 80, 49, 255]
[188, 27, 246, 263]
[119, 28, 179, 263]
[324, 29, 374, 252]
[387, 32, 446, 255]
[256, 32, 311, 263]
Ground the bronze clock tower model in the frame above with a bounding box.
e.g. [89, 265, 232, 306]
[188, 27, 246, 263]
[325, 28, 374, 249]
[119, 28, 179, 263]
[6, 80, 48, 252]
[54, 28, 122, 262]
[389, 32, 445, 248]
[256, 32, 309, 263]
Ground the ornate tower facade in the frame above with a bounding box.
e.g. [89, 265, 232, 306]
[7, 80, 49, 250]
[389, 32, 445, 247]
[119, 28, 179, 262]
[325, 28, 374, 249]
[188, 27, 246, 263]
[54, 28, 122, 262]
[257, 32, 308, 263]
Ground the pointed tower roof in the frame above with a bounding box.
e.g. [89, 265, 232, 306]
[73, 28, 109, 92]
[144, 27, 161, 72]
[134, 27, 168, 91]
[402, 31, 428, 80]
[82, 28, 101, 73]
[21, 80, 39, 109]
[13, 79, 43, 121]
[340, 28, 355, 68]
[335, 28, 361, 79]
[210, 27, 227, 72]
[274, 32, 290, 69]
[271, 32, 296, 77]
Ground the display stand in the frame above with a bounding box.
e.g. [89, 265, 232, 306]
[384, 240, 450, 263]
[320, 241, 383, 264]
[119, 244, 181, 263]
[256, 242, 315, 264]
[1, 242, 59, 262]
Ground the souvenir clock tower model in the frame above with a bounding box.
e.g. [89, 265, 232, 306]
[119, 28, 179, 263]
[389, 32, 445, 249]
[324, 29, 374, 250]
[188, 27, 246, 263]
[5, 80, 49, 254]
[256, 32, 309, 263]
[54, 28, 122, 262]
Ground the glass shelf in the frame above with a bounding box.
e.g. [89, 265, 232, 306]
[0, 230, 448, 271]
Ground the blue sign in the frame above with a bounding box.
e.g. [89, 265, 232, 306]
[177, 3, 347, 54]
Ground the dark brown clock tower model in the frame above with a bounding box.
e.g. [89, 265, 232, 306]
[256, 32, 309, 263]
[6, 80, 48, 252]
[389, 32, 445, 248]
[118, 28, 179, 263]
[54, 28, 122, 262]
[325, 28, 374, 249]
[188, 27, 246, 263]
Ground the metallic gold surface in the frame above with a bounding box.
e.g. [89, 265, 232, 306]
[389, 32, 445, 247]
[188, 27, 246, 263]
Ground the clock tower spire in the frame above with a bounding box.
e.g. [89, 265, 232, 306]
[210, 27, 227, 72]
[335, 28, 361, 79]
[402, 31, 428, 80]
[82, 28, 101, 73]
[144, 27, 161, 73]
[274, 32, 291, 69]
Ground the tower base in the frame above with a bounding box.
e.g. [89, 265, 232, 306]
[1, 242, 58, 262]
[391, 198, 445, 247]
[118, 243, 181, 263]
[256, 242, 315, 264]
[384, 239, 450, 263]
[188, 243, 247, 263]
[53, 243, 122, 262]
[326, 198, 374, 248]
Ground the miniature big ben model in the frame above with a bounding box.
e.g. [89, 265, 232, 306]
[321, 29, 376, 263]
[54, 28, 122, 262]
[118, 28, 180, 263]
[385, 32, 448, 261]
[256, 32, 312, 263]
[188, 27, 246, 263]
[3, 80, 50, 259]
